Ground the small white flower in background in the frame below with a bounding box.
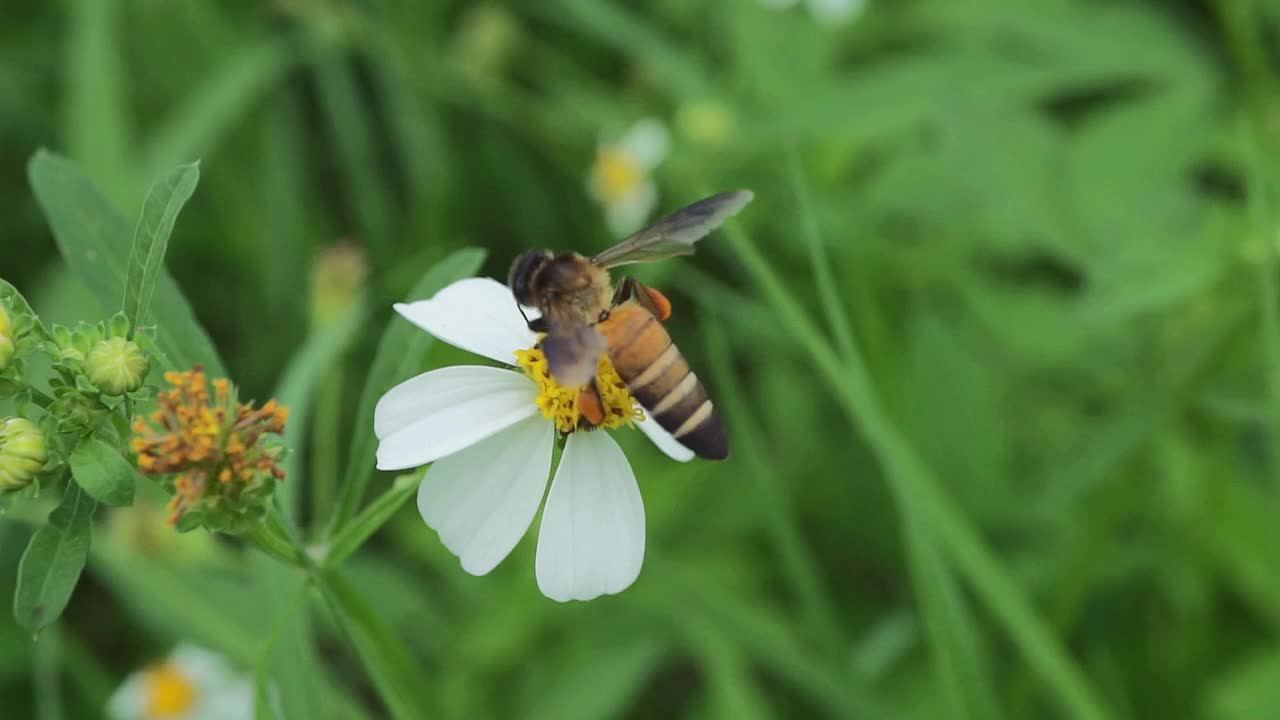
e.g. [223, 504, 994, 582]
[107, 645, 251, 720]
[759, 0, 867, 25]
[587, 117, 671, 237]
[374, 278, 693, 602]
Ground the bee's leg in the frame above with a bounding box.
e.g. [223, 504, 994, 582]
[516, 303, 548, 333]
[613, 276, 672, 321]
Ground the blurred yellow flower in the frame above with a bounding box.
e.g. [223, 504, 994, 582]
[587, 118, 671, 236]
[107, 645, 251, 720]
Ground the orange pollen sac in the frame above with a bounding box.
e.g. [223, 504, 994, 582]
[644, 286, 672, 321]
[131, 365, 289, 526]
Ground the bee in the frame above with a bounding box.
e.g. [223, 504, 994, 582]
[508, 190, 753, 461]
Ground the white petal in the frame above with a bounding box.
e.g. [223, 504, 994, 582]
[375, 366, 539, 470]
[418, 415, 554, 575]
[168, 644, 234, 685]
[635, 416, 695, 462]
[618, 117, 670, 170]
[393, 277, 537, 366]
[536, 432, 645, 602]
[807, 0, 866, 25]
[605, 181, 658, 237]
[195, 678, 255, 720]
[106, 671, 147, 720]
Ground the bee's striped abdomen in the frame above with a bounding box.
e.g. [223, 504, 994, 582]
[599, 305, 728, 460]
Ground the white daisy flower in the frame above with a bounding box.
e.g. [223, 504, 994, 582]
[374, 277, 693, 602]
[587, 117, 671, 237]
[759, 0, 868, 25]
[107, 644, 252, 720]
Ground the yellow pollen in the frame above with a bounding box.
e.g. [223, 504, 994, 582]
[514, 345, 643, 433]
[142, 663, 198, 719]
[592, 147, 644, 205]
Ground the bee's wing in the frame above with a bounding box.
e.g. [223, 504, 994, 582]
[590, 190, 754, 269]
[541, 309, 606, 388]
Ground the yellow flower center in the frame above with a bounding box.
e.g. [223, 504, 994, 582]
[591, 147, 645, 205]
[143, 663, 198, 719]
[514, 345, 643, 433]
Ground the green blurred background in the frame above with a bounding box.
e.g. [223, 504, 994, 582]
[4, 0, 1280, 718]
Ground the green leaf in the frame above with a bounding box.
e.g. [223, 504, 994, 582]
[330, 247, 486, 531]
[68, 437, 137, 507]
[324, 471, 421, 567]
[27, 150, 226, 376]
[14, 483, 97, 634]
[123, 162, 200, 331]
[314, 570, 433, 720]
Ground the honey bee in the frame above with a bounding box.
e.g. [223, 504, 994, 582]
[508, 190, 754, 461]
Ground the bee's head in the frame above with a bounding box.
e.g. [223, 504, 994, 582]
[508, 250, 554, 307]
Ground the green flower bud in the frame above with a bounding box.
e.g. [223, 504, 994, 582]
[0, 418, 46, 490]
[0, 304, 13, 371]
[85, 337, 149, 395]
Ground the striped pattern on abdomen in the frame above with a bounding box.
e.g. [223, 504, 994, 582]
[598, 305, 728, 460]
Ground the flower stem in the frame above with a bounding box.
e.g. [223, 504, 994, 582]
[247, 510, 305, 567]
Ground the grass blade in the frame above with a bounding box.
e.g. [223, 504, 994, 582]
[273, 303, 365, 527]
[324, 471, 421, 567]
[330, 248, 486, 532]
[139, 38, 294, 179]
[720, 217, 1113, 720]
[64, 0, 132, 203]
[122, 162, 200, 331]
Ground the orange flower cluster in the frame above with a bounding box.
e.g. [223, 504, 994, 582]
[132, 366, 288, 526]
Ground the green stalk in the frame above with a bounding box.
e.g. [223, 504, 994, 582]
[310, 364, 343, 533]
[1214, 0, 1280, 500]
[722, 221, 1111, 720]
[788, 148, 857, 363]
[246, 510, 306, 568]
